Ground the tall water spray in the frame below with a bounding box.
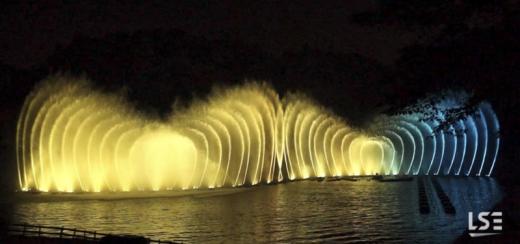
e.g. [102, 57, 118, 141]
[16, 77, 500, 192]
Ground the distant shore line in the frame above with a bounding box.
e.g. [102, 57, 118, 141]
[10, 175, 495, 202]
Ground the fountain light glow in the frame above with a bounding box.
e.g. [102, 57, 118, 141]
[16, 77, 501, 192]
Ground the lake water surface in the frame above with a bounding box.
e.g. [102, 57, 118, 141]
[1, 177, 503, 243]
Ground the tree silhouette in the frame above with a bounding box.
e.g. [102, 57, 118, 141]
[353, 0, 520, 184]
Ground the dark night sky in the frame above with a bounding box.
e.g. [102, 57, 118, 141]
[1, 1, 518, 190]
[0, 1, 414, 69]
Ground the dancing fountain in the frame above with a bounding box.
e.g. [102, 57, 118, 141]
[16, 76, 500, 192]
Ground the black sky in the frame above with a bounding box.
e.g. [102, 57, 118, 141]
[1, 1, 519, 190]
[0, 1, 414, 69]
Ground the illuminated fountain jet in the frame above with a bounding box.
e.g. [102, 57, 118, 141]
[16, 76, 500, 192]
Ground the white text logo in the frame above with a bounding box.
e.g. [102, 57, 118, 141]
[468, 211, 502, 237]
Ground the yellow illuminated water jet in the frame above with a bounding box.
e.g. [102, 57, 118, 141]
[16, 76, 500, 192]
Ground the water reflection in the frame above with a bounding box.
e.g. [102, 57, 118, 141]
[6, 177, 502, 243]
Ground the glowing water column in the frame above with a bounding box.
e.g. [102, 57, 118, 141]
[16, 77, 500, 192]
[371, 98, 500, 176]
